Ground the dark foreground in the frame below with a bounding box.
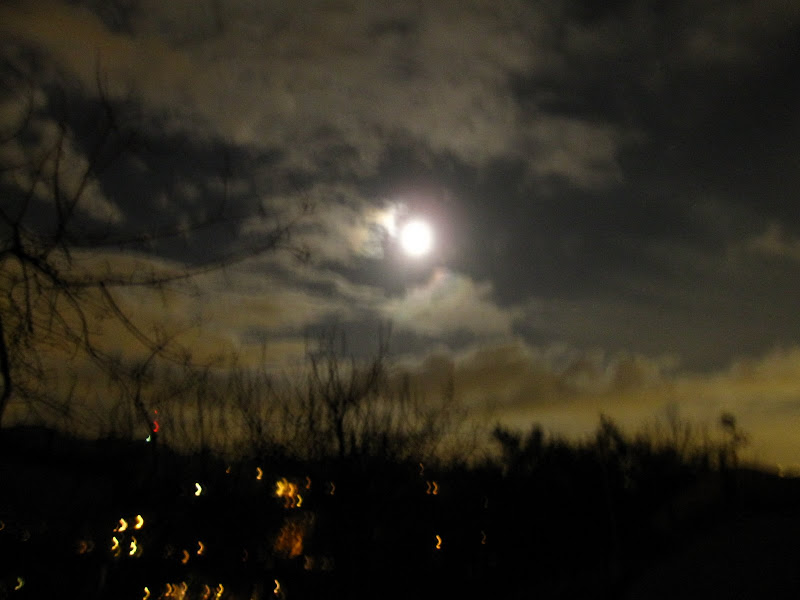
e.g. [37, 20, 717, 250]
[2, 425, 799, 599]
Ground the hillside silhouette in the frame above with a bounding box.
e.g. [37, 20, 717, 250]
[2, 414, 799, 599]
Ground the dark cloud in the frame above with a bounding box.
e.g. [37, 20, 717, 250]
[3, 0, 800, 462]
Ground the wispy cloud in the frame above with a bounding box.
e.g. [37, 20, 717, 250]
[384, 269, 522, 338]
[747, 223, 800, 262]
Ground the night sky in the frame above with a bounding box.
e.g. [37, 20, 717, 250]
[2, 0, 800, 463]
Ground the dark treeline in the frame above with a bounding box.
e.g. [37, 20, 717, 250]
[3, 377, 797, 600]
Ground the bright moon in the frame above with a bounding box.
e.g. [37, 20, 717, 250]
[399, 219, 433, 257]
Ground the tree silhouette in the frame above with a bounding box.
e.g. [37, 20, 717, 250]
[0, 72, 308, 431]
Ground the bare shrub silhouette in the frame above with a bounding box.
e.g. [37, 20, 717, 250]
[0, 70, 308, 433]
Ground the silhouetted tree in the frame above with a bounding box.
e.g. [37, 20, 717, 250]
[0, 72, 308, 431]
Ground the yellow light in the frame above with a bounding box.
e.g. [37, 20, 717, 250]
[215, 583, 224, 599]
[296, 493, 303, 508]
[273, 519, 305, 558]
[129, 536, 138, 556]
[274, 579, 281, 595]
[181, 549, 190, 564]
[256, 467, 263, 480]
[435, 534, 442, 550]
[432, 481, 439, 495]
[134, 514, 144, 529]
[201, 584, 212, 600]
[143, 587, 151, 600]
[117, 518, 128, 532]
[275, 478, 300, 508]
[197, 540, 205, 555]
[111, 536, 120, 552]
[14, 577, 24, 591]
[165, 583, 173, 596]
[426, 481, 432, 494]
[195, 483, 203, 496]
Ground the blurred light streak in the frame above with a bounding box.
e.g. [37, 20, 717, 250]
[435, 534, 442, 550]
[117, 518, 128, 532]
[129, 536, 138, 556]
[215, 583, 224, 599]
[275, 478, 300, 508]
[0, 520, 5, 531]
[201, 584, 212, 600]
[181, 549, 190, 564]
[197, 541, 205, 555]
[195, 483, 203, 496]
[274, 579, 281, 595]
[481, 531, 487, 545]
[134, 514, 144, 529]
[242, 549, 249, 562]
[256, 467, 263, 480]
[419, 462, 425, 477]
[143, 587, 150, 600]
[274, 518, 306, 558]
[14, 577, 24, 591]
[111, 536, 120, 554]
[146, 435, 151, 442]
[305, 476, 312, 489]
[329, 481, 336, 495]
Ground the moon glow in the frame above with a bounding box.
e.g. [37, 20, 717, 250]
[399, 219, 433, 257]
